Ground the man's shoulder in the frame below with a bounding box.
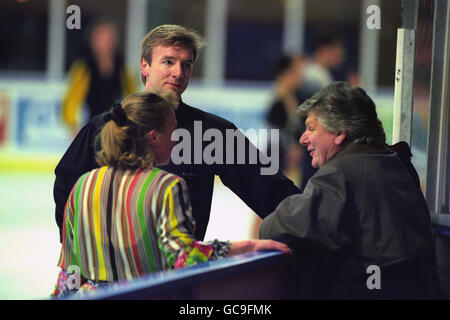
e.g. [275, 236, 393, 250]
[72, 112, 106, 136]
[78, 112, 107, 140]
[179, 102, 236, 130]
[91, 112, 108, 127]
[320, 149, 402, 184]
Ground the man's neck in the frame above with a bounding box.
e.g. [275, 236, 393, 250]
[172, 98, 180, 110]
[144, 86, 181, 110]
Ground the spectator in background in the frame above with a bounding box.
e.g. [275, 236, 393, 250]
[266, 54, 318, 192]
[289, 34, 347, 190]
[302, 35, 346, 93]
[51, 92, 291, 298]
[61, 19, 137, 133]
[346, 69, 361, 86]
[253, 54, 316, 239]
[266, 54, 313, 188]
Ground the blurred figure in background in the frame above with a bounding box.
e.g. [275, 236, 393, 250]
[302, 34, 346, 93]
[253, 54, 315, 238]
[291, 34, 347, 190]
[266, 54, 307, 187]
[61, 19, 137, 134]
[267, 54, 318, 191]
[346, 69, 361, 86]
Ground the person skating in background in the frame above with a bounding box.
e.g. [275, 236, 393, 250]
[61, 19, 137, 134]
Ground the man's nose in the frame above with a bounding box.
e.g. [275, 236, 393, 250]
[299, 132, 308, 146]
[172, 62, 182, 77]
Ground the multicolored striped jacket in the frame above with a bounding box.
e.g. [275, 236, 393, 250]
[56, 166, 215, 283]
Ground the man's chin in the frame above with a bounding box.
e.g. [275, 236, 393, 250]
[169, 89, 183, 97]
[147, 87, 181, 99]
[157, 90, 181, 107]
[169, 87, 184, 96]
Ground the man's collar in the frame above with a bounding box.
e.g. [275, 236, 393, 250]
[176, 98, 185, 112]
[174, 99, 189, 123]
[334, 142, 391, 159]
[172, 98, 180, 111]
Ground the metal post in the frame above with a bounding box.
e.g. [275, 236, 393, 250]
[47, 0, 67, 79]
[392, 28, 415, 144]
[203, 0, 229, 86]
[426, 0, 450, 215]
[282, 0, 305, 54]
[401, 0, 419, 29]
[125, 0, 149, 89]
[358, 0, 380, 93]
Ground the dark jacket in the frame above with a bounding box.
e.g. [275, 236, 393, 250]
[260, 143, 441, 299]
[54, 100, 300, 242]
[62, 51, 136, 130]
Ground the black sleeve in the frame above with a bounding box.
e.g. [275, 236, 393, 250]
[216, 125, 301, 219]
[259, 163, 352, 252]
[54, 115, 105, 242]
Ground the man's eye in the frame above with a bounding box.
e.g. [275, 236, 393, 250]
[183, 63, 192, 69]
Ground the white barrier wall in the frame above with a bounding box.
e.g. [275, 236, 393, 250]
[0, 78, 395, 164]
[0, 80, 71, 154]
[0, 79, 274, 158]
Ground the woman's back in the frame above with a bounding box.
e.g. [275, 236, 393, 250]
[58, 166, 194, 282]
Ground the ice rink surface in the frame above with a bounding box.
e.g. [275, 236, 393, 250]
[0, 171, 257, 299]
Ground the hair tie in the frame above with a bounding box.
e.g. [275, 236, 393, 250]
[104, 103, 129, 127]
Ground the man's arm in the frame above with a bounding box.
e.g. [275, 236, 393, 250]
[54, 115, 105, 242]
[217, 127, 301, 219]
[259, 164, 352, 252]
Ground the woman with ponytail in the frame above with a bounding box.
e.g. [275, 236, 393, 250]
[52, 92, 291, 298]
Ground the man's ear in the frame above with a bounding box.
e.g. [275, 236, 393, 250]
[140, 58, 149, 78]
[334, 132, 347, 146]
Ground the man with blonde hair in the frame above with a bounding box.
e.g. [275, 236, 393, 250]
[54, 24, 300, 242]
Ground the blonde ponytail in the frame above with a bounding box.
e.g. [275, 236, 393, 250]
[96, 92, 173, 170]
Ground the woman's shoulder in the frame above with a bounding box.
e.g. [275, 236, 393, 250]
[141, 167, 186, 185]
[68, 166, 108, 198]
[79, 166, 109, 182]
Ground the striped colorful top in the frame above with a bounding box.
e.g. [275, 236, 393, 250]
[56, 166, 217, 283]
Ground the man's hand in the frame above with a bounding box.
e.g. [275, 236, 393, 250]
[228, 239, 292, 256]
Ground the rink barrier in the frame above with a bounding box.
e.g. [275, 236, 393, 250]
[73, 251, 292, 300]
[67, 223, 450, 300]
[432, 215, 450, 298]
